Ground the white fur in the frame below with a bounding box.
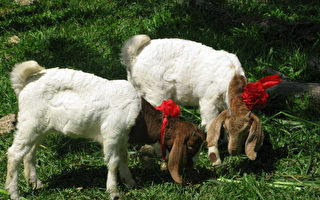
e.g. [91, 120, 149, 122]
[121, 35, 245, 166]
[208, 146, 221, 166]
[121, 35, 245, 130]
[6, 61, 141, 200]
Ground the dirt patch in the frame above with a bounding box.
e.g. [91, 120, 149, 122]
[14, 0, 34, 6]
[8, 35, 20, 44]
[0, 114, 16, 134]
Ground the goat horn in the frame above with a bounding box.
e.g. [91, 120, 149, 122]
[228, 108, 232, 115]
[246, 111, 251, 117]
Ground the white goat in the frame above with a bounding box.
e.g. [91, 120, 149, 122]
[6, 61, 141, 200]
[121, 35, 247, 165]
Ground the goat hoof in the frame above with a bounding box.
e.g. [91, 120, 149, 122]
[33, 180, 43, 190]
[211, 159, 222, 166]
[208, 151, 221, 166]
[125, 179, 136, 188]
[10, 193, 20, 200]
[110, 192, 120, 200]
[6, 186, 20, 200]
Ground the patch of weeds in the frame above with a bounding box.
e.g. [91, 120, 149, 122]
[1, 0, 319, 199]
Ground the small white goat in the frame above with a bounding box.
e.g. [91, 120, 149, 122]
[6, 61, 141, 200]
[121, 35, 263, 166]
[121, 35, 245, 130]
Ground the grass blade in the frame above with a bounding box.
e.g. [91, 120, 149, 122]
[180, 107, 201, 120]
[216, 177, 318, 191]
[263, 111, 320, 127]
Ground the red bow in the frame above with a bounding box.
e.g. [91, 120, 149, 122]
[242, 74, 281, 110]
[154, 99, 181, 161]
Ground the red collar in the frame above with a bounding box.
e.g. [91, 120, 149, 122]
[154, 99, 180, 161]
[242, 74, 281, 110]
[228, 75, 281, 114]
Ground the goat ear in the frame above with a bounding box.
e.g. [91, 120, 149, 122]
[245, 113, 264, 160]
[206, 110, 228, 147]
[168, 136, 186, 184]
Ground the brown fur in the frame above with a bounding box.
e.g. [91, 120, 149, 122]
[129, 98, 205, 183]
[206, 74, 264, 161]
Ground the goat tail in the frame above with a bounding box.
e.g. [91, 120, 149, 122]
[120, 34, 151, 71]
[10, 60, 45, 96]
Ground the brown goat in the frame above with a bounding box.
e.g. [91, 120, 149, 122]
[206, 74, 264, 165]
[129, 98, 205, 183]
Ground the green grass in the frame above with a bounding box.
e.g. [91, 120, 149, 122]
[1, 0, 320, 199]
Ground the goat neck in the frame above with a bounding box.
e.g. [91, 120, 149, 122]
[128, 98, 165, 144]
[228, 74, 250, 116]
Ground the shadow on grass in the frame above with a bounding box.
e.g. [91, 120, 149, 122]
[237, 132, 288, 175]
[213, 132, 288, 176]
[45, 165, 107, 189]
[44, 164, 169, 190]
[43, 136, 102, 158]
[43, 132, 288, 190]
[44, 163, 215, 192]
[40, 133, 287, 192]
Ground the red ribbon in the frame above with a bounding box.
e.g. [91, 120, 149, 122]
[242, 74, 281, 110]
[154, 99, 180, 161]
